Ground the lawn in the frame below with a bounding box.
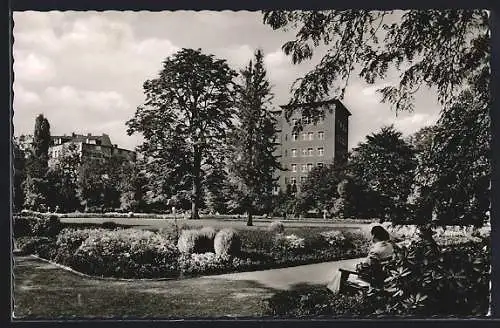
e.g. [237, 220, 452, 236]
[13, 256, 276, 319]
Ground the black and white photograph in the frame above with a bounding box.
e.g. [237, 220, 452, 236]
[11, 8, 491, 319]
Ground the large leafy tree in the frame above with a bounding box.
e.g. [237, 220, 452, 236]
[46, 143, 81, 212]
[414, 70, 490, 227]
[262, 10, 489, 118]
[13, 140, 26, 211]
[23, 114, 51, 211]
[127, 48, 237, 219]
[77, 155, 125, 211]
[348, 125, 416, 222]
[228, 49, 281, 226]
[119, 158, 148, 212]
[296, 163, 344, 215]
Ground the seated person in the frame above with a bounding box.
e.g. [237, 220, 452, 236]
[327, 225, 394, 293]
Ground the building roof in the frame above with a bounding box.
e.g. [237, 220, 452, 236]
[279, 98, 352, 116]
[51, 133, 113, 147]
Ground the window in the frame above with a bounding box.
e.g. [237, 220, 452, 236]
[291, 177, 297, 184]
[300, 176, 307, 183]
[318, 131, 324, 140]
[302, 149, 308, 157]
[308, 132, 314, 140]
[318, 147, 324, 156]
[302, 133, 307, 141]
[285, 149, 288, 157]
[292, 133, 298, 141]
[285, 134, 288, 141]
[303, 116, 310, 124]
[308, 148, 314, 156]
[318, 162, 324, 167]
[292, 118, 298, 126]
[307, 163, 313, 171]
[291, 148, 297, 157]
[301, 164, 307, 172]
[291, 164, 297, 172]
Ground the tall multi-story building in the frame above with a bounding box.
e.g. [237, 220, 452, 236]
[273, 99, 351, 193]
[48, 133, 136, 166]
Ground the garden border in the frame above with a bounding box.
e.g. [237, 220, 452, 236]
[23, 254, 177, 282]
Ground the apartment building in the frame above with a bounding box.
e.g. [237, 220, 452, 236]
[273, 99, 351, 193]
[48, 133, 136, 166]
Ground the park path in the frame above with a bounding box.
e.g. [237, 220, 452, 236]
[204, 257, 363, 290]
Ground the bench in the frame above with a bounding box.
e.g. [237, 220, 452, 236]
[338, 258, 392, 294]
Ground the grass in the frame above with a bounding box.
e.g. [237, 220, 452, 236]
[13, 256, 277, 319]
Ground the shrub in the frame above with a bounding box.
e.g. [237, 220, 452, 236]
[272, 234, 306, 255]
[178, 252, 231, 276]
[15, 236, 57, 259]
[263, 284, 370, 317]
[214, 228, 241, 256]
[13, 215, 62, 237]
[366, 237, 490, 316]
[199, 226, 217, 252]
[177, 229, 214, 254]
[53, 228, 101, 265]
[72, 229, 180, 278]
[268, 220, 285, 234]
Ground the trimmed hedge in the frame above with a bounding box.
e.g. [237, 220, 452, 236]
[214, 228, 241, 256]
[13, 215, 62, 238]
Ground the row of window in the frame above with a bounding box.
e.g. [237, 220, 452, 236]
[291, 115, 325, 126]
[288, 131, 325, 142]
[290, 162, 324, 173]
[286, 173, 322, 185]
[287, 147, 324, 157]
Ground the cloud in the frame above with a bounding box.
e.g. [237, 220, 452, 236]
[390, 113, 440, 136]
[14, 51, 56, 82]
[13, 84, 42, 107]
[218, 44, 254, 69]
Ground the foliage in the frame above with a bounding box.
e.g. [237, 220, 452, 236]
[22, 115, 52, 212]
[263, 285, 369, 317]
[268, 220, 285, 234]
[52, 228, 101, 266]
[347, 126, 416, 221]
[127, 48, 238, 220]
[262, 10, 489, 114]
[119, 159, 148, 212]
[45, 143, 82, 212]
[272, 234, 306, 254]
[13, 215, 62, 238]
[72, 229, 180, 278]
[177, 228, 215, 254]
[228, 49, 281, 225]
[413, 78, 490, 227]
[214, 228, 242, 256]
[15, 236, 57, 259]
[13, 140, 26, 211]
[366, 237, 490, 316]
[296, 163, 344, 214]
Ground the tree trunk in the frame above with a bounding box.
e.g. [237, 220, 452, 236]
[191, 148, 202, 220]
[246, 211, 253, 226]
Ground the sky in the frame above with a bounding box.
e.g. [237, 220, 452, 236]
[13, 11, 442, 151]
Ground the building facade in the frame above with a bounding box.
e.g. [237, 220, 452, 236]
[273, 99, 351, 193]
[45, 133, 136, 166]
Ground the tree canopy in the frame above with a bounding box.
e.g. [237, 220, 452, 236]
[127, 48, 237, 219]
[262, 10, 489, 117]
[228, 49, 281, 225]
[348, 125, 416, 221]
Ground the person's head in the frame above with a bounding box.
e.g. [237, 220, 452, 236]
[371, 225, 391, 242]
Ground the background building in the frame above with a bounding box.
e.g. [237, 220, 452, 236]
[273, 99, 351, 193]
[48, 133, 136, 166]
